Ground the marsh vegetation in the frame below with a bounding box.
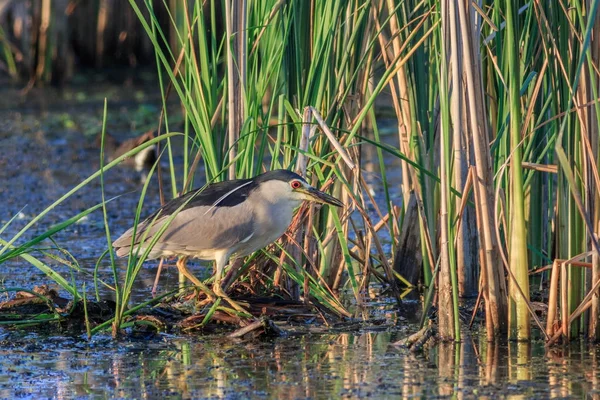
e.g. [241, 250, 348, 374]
[1, 0, 600, 350]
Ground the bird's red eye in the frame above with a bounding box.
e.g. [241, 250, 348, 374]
[291, 180, 302, 189]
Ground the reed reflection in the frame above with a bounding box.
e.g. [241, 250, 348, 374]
[1, 332, 600, 399]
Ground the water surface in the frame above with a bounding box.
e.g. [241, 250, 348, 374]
[0, 330, 597, 399]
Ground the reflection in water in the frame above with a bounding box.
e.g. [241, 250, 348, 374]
[0, 331, 598, 399]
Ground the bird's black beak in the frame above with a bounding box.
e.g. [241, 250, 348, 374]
[304, 187, 344, 207]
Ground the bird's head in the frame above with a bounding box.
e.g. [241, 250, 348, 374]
[257, 170, 344, 208]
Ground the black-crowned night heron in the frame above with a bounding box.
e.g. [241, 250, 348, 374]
[113, 169, 343, 312]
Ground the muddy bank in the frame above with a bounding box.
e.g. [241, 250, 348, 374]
[0, 285, 403, 341]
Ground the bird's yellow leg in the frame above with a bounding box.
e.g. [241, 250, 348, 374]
[212, 279, 251, 315]
[176, 257, 215, 300]
[213, 254, 250, 315]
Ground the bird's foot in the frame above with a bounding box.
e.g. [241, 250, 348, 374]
[213, 283, 252, 317]
[177, 284, 216, 302]
[181, 280, 216, 302]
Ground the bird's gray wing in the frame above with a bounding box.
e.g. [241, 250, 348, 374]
[112, 214, 170, 257]
[113, 201, 255, 257]
[160, 202, 255, 251]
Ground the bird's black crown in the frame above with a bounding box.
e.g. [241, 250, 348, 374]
[255, 169, 306, 184]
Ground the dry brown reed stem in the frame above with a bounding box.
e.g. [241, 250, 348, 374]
[448, 0, 477, 298]
[469, 284, 484, 329]
[224, 0, 247, 180]
[227, 318, 265, 338]
[451, 167, 476, 324]
[280, 229, 349, 318]
[446, 167, 479, 330]
[391, 205, 401, 239]
[412, 187, 436, 277]
[303, 192, 316, 303]
[284, 116, 314, 299]
[273, 250, 284, 288]
[559, 258, 600, 338]
[521, 162, 558, 173]
[544, 253, 594, 341]
[151, 258, 165, 298]
[314, 175, 384, 258]
[456, 0, 507, 338]
[520, 58, 548, 138]
[455, 168, 474, 236]
[337, 173, 357, 292]
[34, 0, 50, 81]
[350, 194, 401, 299]
[546, 260, 560, 337]
[360, 236, 373, 292]
[349, 213, 390, 254]
[547, 299, 595, 346]
[528, 264, 556, 274]
[457, 170, 486, 330]
[307, 107, 355, 170]
[296, 108, 315, 177]
[383, 0, 414, 208]
[96, 0, 108, 66]
[331, 253, 345, 292]
[471, 2, 498, 32]
[359, 175, 394, 238]
[531, 97, 600, 134]
[578, 111, 600, 196]
[350, 174, 372, 292]
[470, 165, 493, 342]
[561, 262, 568, 339]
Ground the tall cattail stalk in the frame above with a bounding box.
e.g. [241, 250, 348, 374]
[438, 0, 460, 341]
[504, 0, 530, 340]
[437, 74, 454, 339]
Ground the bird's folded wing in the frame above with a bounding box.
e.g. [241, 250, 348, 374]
[113, 202, 255, 256]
